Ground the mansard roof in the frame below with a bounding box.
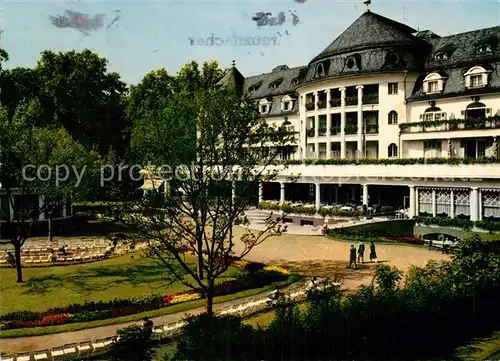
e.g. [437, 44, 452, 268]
[425, 26, 500, 69]
[408, 26, 500, 101]
[243, 65, 307, 99]
[310, 11, 427, 62]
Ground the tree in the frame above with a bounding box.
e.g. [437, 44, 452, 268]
[0, 102, 93, 281]
[34, 49, 129, 156]
[109, 325, 155, 361]
[115, 85, 294, 315]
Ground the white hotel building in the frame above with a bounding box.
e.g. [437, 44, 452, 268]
[217, 10, 500, 223]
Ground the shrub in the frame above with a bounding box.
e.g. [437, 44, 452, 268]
[173, 314, 256, 361]
[109, 325, 155, 361]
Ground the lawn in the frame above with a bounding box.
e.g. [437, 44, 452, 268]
[0, 253, 241, 315]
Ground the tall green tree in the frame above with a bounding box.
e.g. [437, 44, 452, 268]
[0, 102, 93, 282]
[35, 49, 129, 156]
[116, 86, 294, 315]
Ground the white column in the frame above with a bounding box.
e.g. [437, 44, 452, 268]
[450, 189, 455, 219]
[340, 87, 346, 159]
[315, 183, 321, 211]
[62, 204, 67, 218]
[38, 195, 44, 221]
[470, 187, 479, 221]
[9, 195, 14, 221]
[280, 182, 286, 204]
[326, 90, 331, 159]
[356, 85, 364, 159]
[432, 189, 437, 217]
[314, 114, 319, 159]
[362, 184, 369, 207]
[409, 185, 416, 218]
[415, 187, 419, 216]
[258, 182, 263, 203]
[314, 91, 318, 111]
[479, 189, 483, 221]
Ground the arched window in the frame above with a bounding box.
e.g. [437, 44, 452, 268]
[388, 111, 398, 124]
[464, 66, 491, 88]
[315, 63, 325, 77]
[422, 106, 445, 121]
[388, 143, 398, 158]
[465, 101, 487, 119]
[423, 72, 446, 93]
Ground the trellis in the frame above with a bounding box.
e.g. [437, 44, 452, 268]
[419, 189, 433, 214]
[436, 191, 451, 215]
[482, 190, 500, 218]
[454, 191, 470, 216]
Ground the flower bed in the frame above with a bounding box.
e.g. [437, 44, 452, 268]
[0, 261, 289, 330]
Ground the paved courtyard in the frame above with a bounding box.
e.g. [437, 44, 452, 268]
[231, 226, 450, 290]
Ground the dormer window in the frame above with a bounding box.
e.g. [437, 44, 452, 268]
[434, 52, 448, 60]
[315, 63, 325, 77]
[268, 78, 283, 89]
[281, 95, 295, 112]
[477, 44, 492, 53]
[291, 78, 298, 86]
[423, 72, 446, 94]
[249, 81, 262, 92]
[428, 81, 438, 92]
[259, 98, 272, 114]
[464, 66, 491, 89]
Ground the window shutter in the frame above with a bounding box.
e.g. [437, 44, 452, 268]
[423, 82, 428, 93]
[442, 112, 447, 120]
[465, 76, 471, 88]
[438, 80, 444, 92]
[486, 108, 492, 115]
[419, 114, 423, 120]
[461, 110, 466, 117]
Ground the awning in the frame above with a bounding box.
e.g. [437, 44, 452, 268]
[140, 179, 165, 190]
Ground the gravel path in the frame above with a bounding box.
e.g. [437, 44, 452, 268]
[0, 228, 449, 354]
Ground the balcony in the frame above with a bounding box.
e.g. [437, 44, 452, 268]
[317, 100, 327, 109]
[305, 102, 315, 111]
[345, 96, 358, 106]
[366, 125, 379, 134]
[362, 93, 379, 104]
[329, 99, 341, 107]
[344, 124, 358, 134]
[330, 127, 341, 136]
[318, 126, 327, 136]
[401, 117, 500, 133]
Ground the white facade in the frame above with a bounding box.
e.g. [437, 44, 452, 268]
[240, 10, 500, 221]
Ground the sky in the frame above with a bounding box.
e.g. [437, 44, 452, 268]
[1, 0, 499, 86]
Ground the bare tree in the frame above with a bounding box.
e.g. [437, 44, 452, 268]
[116, 88, 296, 315]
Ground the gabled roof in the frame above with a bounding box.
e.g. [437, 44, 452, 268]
[311, 11, 426, 62]
[216, 62, 245, 95]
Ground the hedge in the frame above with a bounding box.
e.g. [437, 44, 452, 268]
[257, 202, 363, 217]
[414, 216, 500, 232]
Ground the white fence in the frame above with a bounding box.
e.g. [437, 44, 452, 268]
[0, 282, 330, 361]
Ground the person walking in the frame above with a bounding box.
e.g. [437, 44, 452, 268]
[142, 317, 153, 337]
[348, 245, 357, 269]
[357, 241, 365, 263]
[369, 241, 378, 263]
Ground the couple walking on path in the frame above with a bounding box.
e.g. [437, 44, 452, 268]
[349, 241, 378, 269]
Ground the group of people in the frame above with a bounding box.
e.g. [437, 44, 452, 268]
[349, 241, 377, 269]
